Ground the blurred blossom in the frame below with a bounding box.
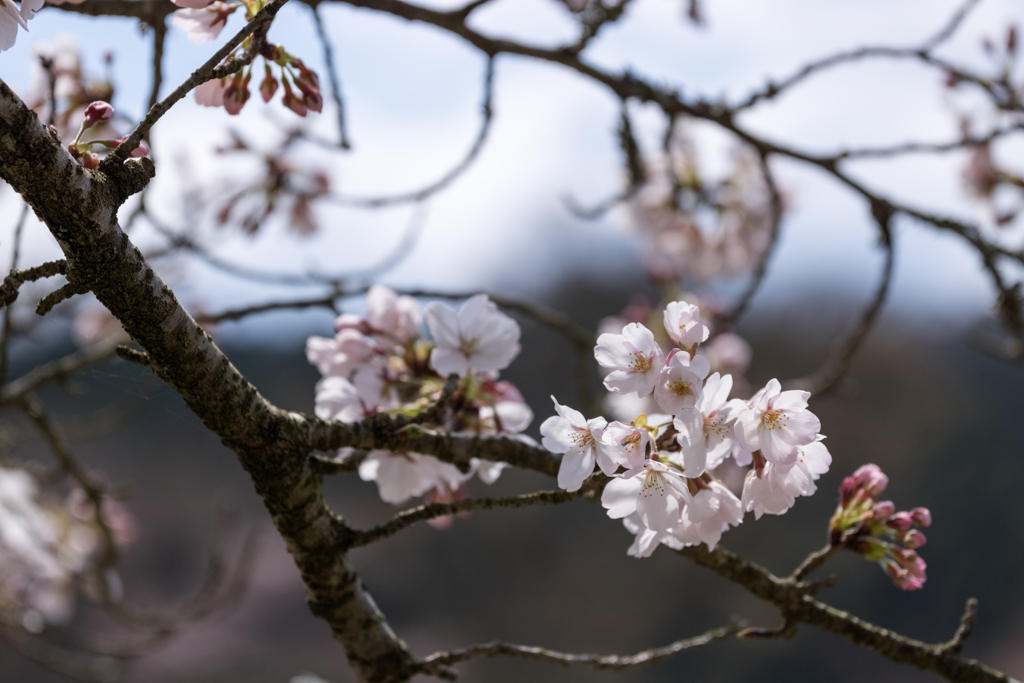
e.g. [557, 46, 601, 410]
[211, 131, 332, 235]
[0, 0, 43, 53]
[27, 34, 115, 139]
[172, 2, 231, 45]
[0, 467, 134, 630]
[700, 331, 752, 377]
[627, 129, 777, 285]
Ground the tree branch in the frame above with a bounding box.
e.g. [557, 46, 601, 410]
[786, 201, 895, 395]
[417, 622, 739, 677]
[348, 485, 597, 548]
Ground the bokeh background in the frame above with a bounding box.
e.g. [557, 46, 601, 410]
[1, 0, 1023, 681]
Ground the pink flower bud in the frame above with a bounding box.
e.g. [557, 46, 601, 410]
[902, 529, 927, 549]
[260, 65, 278, 103]
[292, 63, 323, 113]
[839, 475, 859, 506]
[896, 547, 925, 568]
[281, 79, 308, 117]
[851, 463, 888, 497]
[871, 500, 895, 521]
[302, 88, 324, 114]
[83, 101, 114, 127]
[223, 74, 251, 116]
[910, 507, 931, 528]
[82, 152, 100, 169]
[885, 510, 912, 531]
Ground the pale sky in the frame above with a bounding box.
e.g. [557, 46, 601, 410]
[1, 0, 1022, 343]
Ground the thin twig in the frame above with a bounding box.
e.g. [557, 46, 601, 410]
[785, 202, 895, 395]
[196, 293, 339, 324]
[311, 3, 351, 149]
[348, 485, 597, 548]
[733, 0, 984, 113]
[790, 542, 843, 582]
[36, 282, 87, 316]
[146, 16, 167, 121]
[920, 0, 982, 52]
[326, 55, 495, 208]
[418, 622, 739, 674]
[720, 148, 784, 326]
[938, 599, 979, 656]
[0, 205, 32, 385]
[834, 124, 1023, 161]
[310, 449, 368, 474]
[0, 335, 124, 405]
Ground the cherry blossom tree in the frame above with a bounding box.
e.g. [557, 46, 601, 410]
[0, 0, 1022, 682]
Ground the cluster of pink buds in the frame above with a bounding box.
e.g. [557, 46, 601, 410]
[66, 101, 148, 168]
[194, 44, 322, 118]
[830, 464, 932, 590]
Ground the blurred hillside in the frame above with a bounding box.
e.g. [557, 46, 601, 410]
[1, 273, 1022, 683]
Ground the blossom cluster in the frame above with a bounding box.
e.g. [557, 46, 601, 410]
[307, 287, 527, 509]
[541, 300, 831, 557]
[598, 293, 753, 414]
[0, 467, 135, 632]
[830, 464, 931, 590]
[174, 0, 323, 118]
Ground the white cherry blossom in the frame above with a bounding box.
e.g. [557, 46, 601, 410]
[671, 372, 744, 477]
[358, 451, 469, 505]
[742, 438, 832, 518]
[365, 285, 422, 342]
[599, 421, 650, 470]
[541, 398, 620, 492]
[734, 378, 820, 466]
[469, 459, 507, 484]
[194, 77, 230, 106]
[683, 480, 743, 549]
[424, 294, 521, 377]
[668, 408, 707, 478]
[622, 512, 683, 558]
[601, 457, 690, 531]
[0, 0, 42, 52]
[306, 328, 377, 378]
[313, 376, 364, 422]
[594, 323, 665, 397]
[172, 2, 230, 45]
[653, 350, 710, 414]
[663, 300, 710, 350]
[478, 401, 534, 435]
